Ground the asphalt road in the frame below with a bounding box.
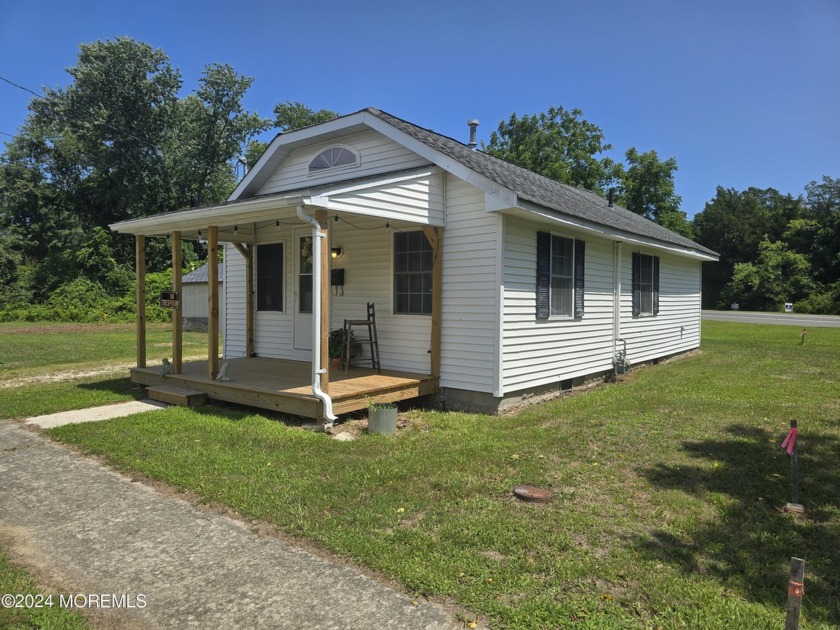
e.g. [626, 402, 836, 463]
[702, 310, 840, 328]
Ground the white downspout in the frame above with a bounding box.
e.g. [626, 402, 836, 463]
[296, 205, 338, 425]
[613, 241, 622, 358]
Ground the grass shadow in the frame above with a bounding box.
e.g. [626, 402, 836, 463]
[636, 424, 840, 625]
[77, 377, 139, 397]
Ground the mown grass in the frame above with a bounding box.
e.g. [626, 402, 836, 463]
[0, 323, 207, 418]
[41, 322, 840, 628]
[0, 322, 207, 379]
[0, 549, 89, 629]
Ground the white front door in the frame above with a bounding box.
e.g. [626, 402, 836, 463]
[292, 231, 313, 360]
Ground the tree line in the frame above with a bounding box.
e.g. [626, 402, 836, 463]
[0, 37, 837, 320]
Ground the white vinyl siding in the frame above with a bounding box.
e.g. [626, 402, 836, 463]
[327, 217, 430, 373]
[257, 129, 431, 195]
[252, 233, 293, 359]
[502, 216, 615, 394]
[438, 175, 499, 393]
[325, 172, 444, 225]
[620, 252, 701, 364]
[225, 218, 432, 373]
[223, 245, 246, 358]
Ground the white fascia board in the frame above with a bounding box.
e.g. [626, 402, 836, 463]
[361, 113, 519, 209]
[485, 187, 518, 212]
[513, 202, 719, 261]
[109, 194, 308, 237]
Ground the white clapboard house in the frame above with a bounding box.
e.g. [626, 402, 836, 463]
[111, 108, 718, 421]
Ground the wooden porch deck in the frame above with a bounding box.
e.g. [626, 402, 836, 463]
[130, 357, 438, 419]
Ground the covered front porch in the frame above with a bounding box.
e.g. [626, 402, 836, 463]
[131, 357, 437, 418]
[112, 170, 445, 422]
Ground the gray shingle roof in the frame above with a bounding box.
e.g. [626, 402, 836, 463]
[182, 263, 224, 284]
[364, 108, 717, 257]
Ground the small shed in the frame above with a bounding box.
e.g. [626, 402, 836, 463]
[181, 263, 225, 332]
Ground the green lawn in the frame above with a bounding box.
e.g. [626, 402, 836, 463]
[0, 549, 89, 630]
[41, 321, 840, 629]
[0, 323, 207, 417]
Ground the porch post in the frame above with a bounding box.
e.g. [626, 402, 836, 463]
[422, 226, 443, 382]
[316, 210, 330, 394]
[135, 235, 146, 369]
[207, 226, 219, 380]
[245, 245, 254, 357]
[171, 231, 183, 374]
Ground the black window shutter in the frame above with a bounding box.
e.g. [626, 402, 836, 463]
[653, 255, 660, 315]
[536, 231, 551, 319]
[632, 252, 641, 317]
[574, 239, 585, 318]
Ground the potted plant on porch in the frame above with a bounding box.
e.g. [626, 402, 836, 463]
[328, 328, 360, 370]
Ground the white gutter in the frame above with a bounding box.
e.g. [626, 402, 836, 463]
[296, 205, 338, 426]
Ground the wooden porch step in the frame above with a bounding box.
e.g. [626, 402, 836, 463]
[146, 385, 207, 407]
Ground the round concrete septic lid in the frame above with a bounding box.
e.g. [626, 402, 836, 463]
[513, 485, 553, 503]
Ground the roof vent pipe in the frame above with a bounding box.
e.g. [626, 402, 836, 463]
[467, 119, 479, 149]
[608, 188, 615, 208]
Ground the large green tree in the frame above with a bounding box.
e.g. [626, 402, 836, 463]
[273, 101, 339, 133]
[721, 238, 814, 311]
[615, 147, 692, 237]
[484, 106, 621, 192]
[803, 176, 840, 285]
[484, 105, 694, 237]
[0, 37, 270, 303]
[693, 187, 804, 308]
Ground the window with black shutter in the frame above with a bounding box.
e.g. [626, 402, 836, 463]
[536, 231, 585, 319]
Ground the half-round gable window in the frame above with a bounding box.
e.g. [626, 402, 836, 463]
[308, 146, 359, 173]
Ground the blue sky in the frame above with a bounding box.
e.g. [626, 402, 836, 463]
[1, 0, 838, 217]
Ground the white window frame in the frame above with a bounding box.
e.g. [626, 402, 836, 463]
[255, 241, 285, 313]
[549, 233, 575, 319]
[392, 230, 433, 316]
[307, 144, 360, 175]
[638, 252, 655, 316]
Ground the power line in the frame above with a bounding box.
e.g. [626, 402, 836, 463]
[0, 73, 161, 151]
[0, 75, 41, 98]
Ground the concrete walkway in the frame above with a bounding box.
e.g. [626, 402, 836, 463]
[0, 420, 456, 629]
[25, 399, 168, 429]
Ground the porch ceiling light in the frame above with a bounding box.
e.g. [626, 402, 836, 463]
[331, 247, 343, 259]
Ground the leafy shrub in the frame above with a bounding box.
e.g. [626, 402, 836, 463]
[794, 284, 840, 314]
[0, 271, 175, 323]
